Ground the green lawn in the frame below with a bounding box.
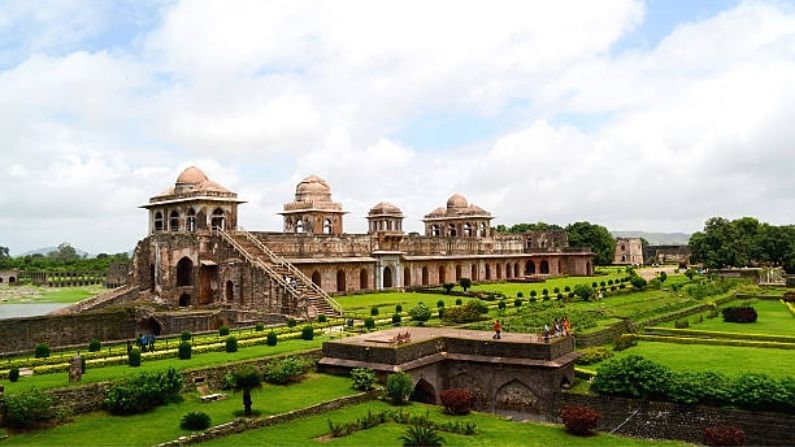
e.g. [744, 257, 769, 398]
[3, 373, 357, 447]
[657, 300, 795, 336]
[203, 400, 689, 447]
[468, 273, 627, 297]
[2, 338, 325, 393]
[590, 341, 795, 378]
[0, 286, 106, 304]
[336, 292, 477, 316]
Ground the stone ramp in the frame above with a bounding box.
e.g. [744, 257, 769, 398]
[49, 285, 142, 315]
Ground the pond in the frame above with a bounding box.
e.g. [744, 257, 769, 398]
[0, 303, 68, 319]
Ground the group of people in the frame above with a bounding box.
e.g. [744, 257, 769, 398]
[543, 317, 571, 342]
[126, 333, 156, 353]
[283, 275, 298, 289]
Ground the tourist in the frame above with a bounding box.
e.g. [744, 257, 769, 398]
[138, 333, 146, 350]
[126, 340, 132, 355]
[492, 320, 502, 340]
[290, 277, 298, 289]
[148, 334, 156, 352]
[564, 317, 571, 336]
[543, 324, 550, 343]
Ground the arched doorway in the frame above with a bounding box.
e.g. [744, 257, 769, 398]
[586, 262, 592, 275]
[139, 317, 163, 336]
[526, 260, 536, 275]
[540, 260, 550, 274]
[470, 264, 477, 281]
[447, 224, 457, 237]
[323, 219, 333, 234]
[211, 208, 226, 230]
[438, 265, 446, 284]
[497, 263, 502, 279]
[225, 280, 234, 302]
[422, 267, 429, 286]
[514, 263, 520, 278]
[403, 268, 411, 288]
[359, 269, 368, 290]
[176, 257, 193, 286]
[336, 270, 346, 293]
[506, 263, 512, 279]
[496, 379, 540, 412]
[485, 264, 491, 280]
[411, 379, 437, 404]
[455, 265, 461, 281]
[311, 271, 321, 288]
[179, 293, 191, 307]
[383, 266, 393, 288]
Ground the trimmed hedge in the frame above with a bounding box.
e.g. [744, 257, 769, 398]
[636, 334, 795, 350]
[722, 306, 758, 323]
[643, 327, 795, 344]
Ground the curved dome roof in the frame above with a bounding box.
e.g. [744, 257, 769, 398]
[368, 201, 402, 215]
[293, 175, 333, 203]
[446, 194, 468, 209]
[176, 166, 209, 184]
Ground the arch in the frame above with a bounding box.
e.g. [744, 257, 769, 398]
[496, 263, 502, 279]
[176, 257, 193, 287]
[403, 267, 411, 288]
[211, 208, 226, 230]
[383, 266, 393, 288]
[154, 211, 164, 231]
[586, 262, 592, 275]
[225, 280, 234, 302]
[462, 222, 472, 237]
[0, 278, 3, 283]
[431, 224, 440, 237]
[411, 378, 437, 404]
[311, 271, 321, 288]
[526, 260, 536, 275]
[178, 293, 191, 307]
[296, 219, 304, 233]
[336, 270, 346, 293]
[168, 210, 180, 231]
[359, 268, 368, 290]
[485, 264, 491, 280]
[514, 263, 520, 278]
[448, 373, 487, 410]
[560, 376, 572, 389]
[186, 208, 197, 232]
[540, 260, 550, 274]
[621, 255, 627, 262]
[438, 265, 446, 284]
[323, 218, 333, 235]
[478, 222, 487, 237]
[447, 224, 457, 237]
[558, 260, 563, 274]
[139, 316, 163, 336]
[506, 262, 512, 279]
[470, 264, 477, 281]
[422, 266, 429, 286]
[495, 379, 540, 412]
[455, 264, 462, 281]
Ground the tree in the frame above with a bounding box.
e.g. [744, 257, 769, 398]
[0, 246, 9, 260]
[689, 217, 795, 269]
[565, 222, 615, 265]
[233, 365, 262, 416]
[48, 242, 80, 263]
[459, 277, 471, 291]
[573, 284, 593, 301]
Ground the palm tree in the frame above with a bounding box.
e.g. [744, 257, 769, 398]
[233, 365, 261, 416]
[399, 425, 445, 447]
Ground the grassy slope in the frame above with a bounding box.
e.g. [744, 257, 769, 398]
[3, 374, 356, 447]
[657, 300, 795, 336]
[1, 286, 105, 304]
[468, 272, 626, 297]
[203, 400, 689, 447]
[336, 292, 475, 315]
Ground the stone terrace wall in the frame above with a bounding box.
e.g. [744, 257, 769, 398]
[253, 232, 373, 258]
[574, 321, 630, 348]
[556, 393, 795, 446]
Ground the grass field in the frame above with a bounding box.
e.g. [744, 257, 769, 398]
[202, 400, 689, 447]
[3, 373, 356, 447]
[590, 341, 795, 378]
[657, 299, 795, 336]
[336, 292, 477, 315]
[467, 272, 627, 297]
[0, 285, 105, 304]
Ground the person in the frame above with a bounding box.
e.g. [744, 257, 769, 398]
[543, 323, 550, 343]
[148, 334, 156, 352]
[126, 340, 132, 355]
[138, 333, 146, 350]
[492, 320, 501, 340]
[290, 277, 298, 289]
[564, 317, 571, 336]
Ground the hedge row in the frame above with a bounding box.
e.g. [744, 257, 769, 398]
[643, 327, 795, 344]
[635, 334, 795, 350]
[784, 300, 795, 317]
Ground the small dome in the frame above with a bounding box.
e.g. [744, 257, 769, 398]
[176, 166, 209, 185]
[425, 206, 446, 218]
[369, 201, 402, 215]
[446, 194, 468, 209]
[295, 175, 331, 200]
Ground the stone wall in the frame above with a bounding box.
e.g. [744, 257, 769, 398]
[574, 320, 630, 348]
[556, 393, 795, 446]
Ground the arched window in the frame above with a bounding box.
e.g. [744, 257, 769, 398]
[225, 280, 234, 302]
[514, 263, 520, 278]
[169, 210, 180, 231]
[431, 224, 440, 237]
[479, 222, 487, 237]
[526, 239, 533, 249]
[336, 270, 346, 293]
[422, 267, 429, 286]
[438, 265, 446, 284]
[463, 223, 472, 237]
[176, 257, 193, 286]
[187, 208, 197, 232]
[311, 271, 321, 288]
[211, 208, 226, 230]
[323, 218, 333, 234]
[455, 264, 462, 281]
[447, 224, 457, 237]
[485, 264, 491, 280]
[403, 267, 411, 287]
[526, 260, 536, 275]
[154, 211, 164, 232]
[383, 266, 393, 288]
[540, 260, 550, 274]
[506, 263, 512, 278]
[179, 293, 191, 307]
[296, 219, 304, 233]
[360, 269, 368, 290]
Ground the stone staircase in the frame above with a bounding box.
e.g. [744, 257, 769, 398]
[217, 229, 342, 317]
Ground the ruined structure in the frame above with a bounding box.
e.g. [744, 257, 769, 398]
[0, 269, 18, 286]
[644, 245, 691, 267]
[614, 237, 644, 265]
[125, 167, 593, 319]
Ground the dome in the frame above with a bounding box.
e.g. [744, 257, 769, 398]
[446, 194, 468, 209]
[176, 166, 209, 185]
[425, 206, 446, 218]
[295, 175, 332, 202]
[369, 201, 402, 216]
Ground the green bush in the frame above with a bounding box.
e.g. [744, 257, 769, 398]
[318, 314, 327, 323]
[9, 367, 20, 382]
[301, 325, 314, 340]
[400, 425, 445, 447]
[436, 299, 445, 308]
[630, 276, 647, 290]
[438, 307, 445, 319]
[34, 343, 50, 359]
[396, 304, 403, 313]
[517, 292, 524, 298]
[88, 339, 102, 352]
[722, 306, 758, 323]
[648, 278, 662, 289]
[443, 283, 455, 293]
[392, 313, 402, 325]
[497, 301, 506, 310]
[263, 357, 311, 384]
[221, 372, 236, 390]
[542, 288, 549, 296]
[255, 322, 265, 331]
[219, 325, 230, 336]
[225, 336, 238, 353]
[564, 286, 571, 292]
[287, 318, 297, 328]
[514, 298, 522, 308]
[2, 387, 55, 429]
[574, 284, 593, 301]
[674, 319, 689, 329]
[364, 317, 376, 330]
[385, 372, 413, 405]
[530, 290, 537, 297]
[178, 341, 192, 360]
[181, 411, 211, 431]
[128, 348, 142, 367]
[371, 306, 380, 316]
[442, 301, 488, 323]
[576, 347, 614, 365]
[104, 368, 183, 415]
[181, 331, 192, 341]
[454, 298, 462, 305]
[350, 368, 376, 391]
[459, 277, 472, 292]
[613, 334, 637, 351]
[409, 303, 432, 325]
[591, 355, 672, 400]
[233, 365, 262, 416]
[267, 331, 278, 346]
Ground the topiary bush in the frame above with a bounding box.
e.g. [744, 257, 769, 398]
[722, 306, 758, 323]
[128, 347, 142, 367]
[385, 372, 413, 405]
[34, 343, 49, 359]
[630, 276, 647, 290]
[233, 365, 262, 416]
[219, 325, 230, 336]
[371, 306, 380, 316]
[560, 405, 600, 436]
[497, 301, 506, 310]
[438, 307, 445, 319]
[395, 304, 403, 313]
[263, 357, 311, 384]
[591, 355, 671, 400]
[350, 368, 376, 391]
[301, 325, 314, 340]
[225, 336, 238, 353]
[364, 317, 376, 330]
[576, 347, 614, 365]
[574, 284, 593, 301]
[267, 331, 278, 346]
[517, 292, 523, 298]
[439, 388, 475, 415]
[409, 303, 431, 325]
[88, 339, 102, 352]
[514, 298, 522, 308]
[703, 425, 746, 446]
[181, 330, 192, 341]
[455, 298, 462, 305]
[318, 314, 327, 323]
[287, 318, 297, 328]
[9, 367, 20, 382]
[613, 334, 637, 351]
[104, 368, 183, 415]
[459, 277, 472, 292]
[442, 300, 489, 323]
[436, 299, 445, 308]
[3, 387, 55, 429]
[443, 283, 455, 294]
[180, 411, 211, 431]
[178, 341, 192, 360]
[392, 313, 402, 325]
[255, 322, 265, 332]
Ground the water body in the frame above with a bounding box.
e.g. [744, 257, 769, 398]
[0, 303, 68, 319]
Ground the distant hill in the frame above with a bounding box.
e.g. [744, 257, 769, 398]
[612, 231, 691, 246]
[19, 246, 92, 258]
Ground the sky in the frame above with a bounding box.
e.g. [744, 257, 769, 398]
[1, 0, 794, 255]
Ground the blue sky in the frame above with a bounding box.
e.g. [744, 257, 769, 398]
[1, 0, 794, 255]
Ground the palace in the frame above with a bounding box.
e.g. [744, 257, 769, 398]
[131, 167, 594, 318]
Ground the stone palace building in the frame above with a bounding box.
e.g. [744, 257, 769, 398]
[131, 167, 594, 318]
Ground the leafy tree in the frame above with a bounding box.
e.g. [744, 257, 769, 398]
[565, 222, 615, 265]
[459, 277, 472, 291]
[409, 302, 432, 325]
[48, 242, 80, 263]
[573, 284, 593, 301]
[234, 365, 262, 416]
[0, 246, 9, 261]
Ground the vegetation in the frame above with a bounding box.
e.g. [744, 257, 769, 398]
[178, 342, 192, 360]
[255, 322, 265, 331]
[8, 367, 20, 382]
[722, 306, 758, 323]
[219, 326, 230, 336]
[104, 367, 183, 415]
[400, 425, 445, 447]
[301, 325, 314, 340]
[128, 348, 142, 367]
[2, 388, 56, 429]
[225, 337, 238, 353]
[459, 278, 471, 292]
[350, 368, 376, 391]
[566, 222, 615, 265]
[560, 405, 600, 436]
[576, 347, 614, 365]
[233, 365, 261, 416]
[385, 372, 413, 405]
[0, 243, 130, 273]
[34, 343, 50, 359]
[703, 425, 746, 446]
[263, 357, 311, 384]
[180, 411, 212, 431]
[267, 331, 278, 346]
[408, 303, 432, 325]
[181, 331, 192, 341]
[88, 339, 102, 352]
[439, 388, 475, 415]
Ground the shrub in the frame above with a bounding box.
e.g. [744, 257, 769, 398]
[392, 313, 402, 325]
[263, 357, 310, 384]
[530, 296, 537, 303]
[128, 347, 142, 367]
[497, 301, 506, 310]
[459, 277, 472, 291]
[180, 411, 211, 431]
[2, 387, 55, 429]
[436, 299, 445, 308]
[599, 281, 606, 287]
[255, 322, 265, 331]
[557, 293, 563, 300]
[517, 292, 524, 298]
[591, 355, 672, 400]
[674, 319, 689, 329]
[350, 368, 376, 391]
[438, 307, 445, 319]
[267, 331, 278, 346]
[221, 372, 236, 390]
[443, 283, 455, 293]
[703, 425, 746, 446]
[591, 282, 598, 288]
[104, 368, 183, 415]
[88, 339, 102, 352]
[514, 298, 522, 308]
[542, 288, 549, 295]
[613, 334, 637, 351]
[442, 301, 489, 323]
[9, 367, 20, 382]
[233, 365, 262, 416]
[178, 341, 192, 360]
[34, 343, 49, 359]
[577, 347, 614, 365]
[542, 294, 550, 301]
[318, 314, 327, 323]
[722, 306, 758, 323]
[564, 286, 571, 292]
[630, 276, 647, 290]
[371, 306, 380, 316]
[287, 318, 297, 327]
[409, 303, 432, 325]
[396, 304, 403, 313]
[560, 405, 600, 436]
[553, 287, 560, 294]
[530, 290, 537, 297]
[659, 271, 668, 282]
[648, 278, 662, 289]
[454, 298, 462, 306]
[439, 388, 475, 415]
[400, 425, 445, 447]
[607, 280, 613, 286]
[181, 330, 192, 341]
[225, 336, 238, 353]
[301, 325, 314, 340]
[364, 317, 376, 330]
[385, 372, 413, 405]
[219, 325, 230, 336]
[574, 284, 593, 301]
